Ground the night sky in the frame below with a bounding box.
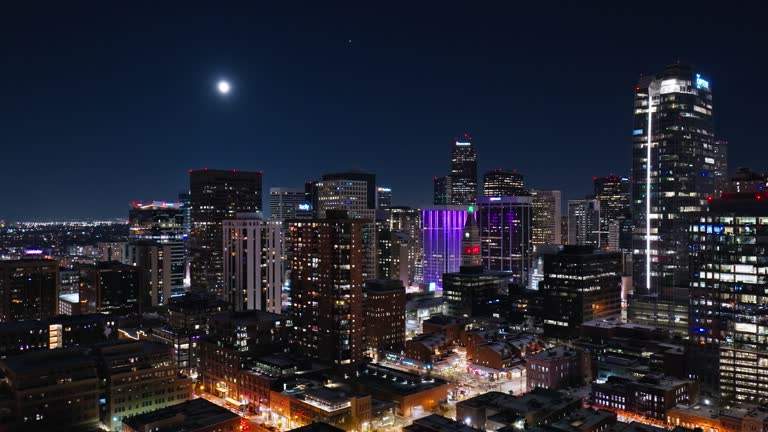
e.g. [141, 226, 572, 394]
[2, 2, 766, 220]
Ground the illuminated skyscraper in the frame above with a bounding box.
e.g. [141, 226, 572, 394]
[421, 206, 468, 291]
[315, 180, 375, 220]
[126, 201, 186, 303]
[433, 176, 452, 205]
[0, 259, 59, 322]
[567, 199, 600, 247]
[689, 193, 768, 402]
[222, 213, 284, 313]
[593, 176, 630, 249]
[483, 169, 525, 197]
[476, 196, 532, 286]
[390, 206, 423, 285]
[189, 169, 263, 296]
[531, 190, 562, 246]
[450, 134, 477, 205]
[377, 186, 392, 209]
[288, 212, 365, 366]
[632, 63, 723, 296]
[269, 187, 307, 220]
[321, 170, 376, 211]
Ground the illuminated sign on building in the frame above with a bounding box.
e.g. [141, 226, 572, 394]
[297, 203, 311, 211]
[696, 74, 709, 89]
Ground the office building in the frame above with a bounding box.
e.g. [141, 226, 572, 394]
[632, 64, 723, 296]
[314, 179, 375, 220]
[122, 398, 240, 432]
[378, 186, 392, 209]
[722, 167, 767, 194]
[270, 187, 308, 220]
[450, 134, 478, 205]
[541, 246, 622, 338]
[390, 206, 423, 285]
[94, 340, 192, 431]
[688, 193, 768, 402]
[364, 279, 406, 358]
[591, 374, 698, 420]
[79, 261, 148, 315]
[321, 170, 376, 210]
[126, 201, 185, 303]
[593, 176, 630, 249]
[288, 212, 365, 366]
[376, 220, 409, 285]
[483, 169, 525, 197]
[433, 176, 452, 205]
[531, 190, 562, 246]
[98, 241, 126, 262]
[189, 169, 263, 296]
[0, 348, 100, 431]
[222, 213, 284, 312]
[568, 199, 601, 247]
[476, 196, 533, 285]
[0, 259, 58, 322]
[421, 206, 468, 291]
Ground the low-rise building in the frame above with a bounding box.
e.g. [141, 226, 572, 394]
[422, 315, 464, 344]
[546, 408, 617, 432]
[404, 333, 452, 365]
[405, 414, 484, 432]
[269, 380, 371, 430]
[122, 398, 240, 432]
[526, 346, 591, 390]
[354, 364, 453, 417]
[591, 375, 699, 420]
[457, 388, 582, 430]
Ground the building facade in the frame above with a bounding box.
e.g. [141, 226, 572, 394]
[364, 279, 406, 358]
[531, 190, 562, 247]
[476, 196, 533, 286]
[421, 206, 468, 291]
[483, 169, 525, 197]
[450, 134, 478, 205]
[0, 259, 59, 322]
[567, 199, 601, 247]
[269, 187, 308, 220]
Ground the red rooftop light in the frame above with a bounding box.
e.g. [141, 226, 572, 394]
[707, 196, 713, 201]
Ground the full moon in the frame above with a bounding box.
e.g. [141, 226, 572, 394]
[217, 80, 231, 95]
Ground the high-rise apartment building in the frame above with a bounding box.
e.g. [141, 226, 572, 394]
[189, 169, 263, 296]
[222, 213, 284, 313]
[126, 200, 186, 303]
[531, 190, 562, 246]
[567, 199, 601, 247]
[377, 187, 392, 209]
[541, 246, 622, 338]
[688, 193, 768, 403]
[270, 187, 308, 220]
[433, 176, 452, 205]
[421, 206, 468, 291]
[364, 279, 406, 359]
[632, 64, 724, 296]
[0, 259, 59, 322]
[450, 134, 477, 205]
[288, 212, 365, 366]
[476, 196, 532, 286]
[483, 169, 525, 197]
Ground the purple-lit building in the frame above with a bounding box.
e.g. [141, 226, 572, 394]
[476, 196, 532, 287]
[421, 206, 469, 291]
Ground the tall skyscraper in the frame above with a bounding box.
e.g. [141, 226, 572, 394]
[390, 206, 423, 285]
[0, 259, 59, 322]
[421, 206, 468, 291]
[531, 190, 562, 246]
[269, 187, 307, 220]
[593, 176, 630, 248]
[126, 200, 186, 304]
[222, 213, 284, 313]
[377, 186, 392, 209]
[433, 176, 452, 205]
[632, 64, 723, 296]
[476, 196, 532, 286]
[288, 212, 365, 366]
[567, 199, 601, 247]
[315, 179, 375, 220]
[689, 193, 768, 402]
[450, 134, 477, 205]
[189, 169, 263, 296]
[482, 169, 525, 197]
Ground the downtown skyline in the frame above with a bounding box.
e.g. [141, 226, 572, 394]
[2, 2, 767, 220]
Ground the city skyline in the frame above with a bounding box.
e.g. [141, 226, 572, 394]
[3, 3, 767, 220]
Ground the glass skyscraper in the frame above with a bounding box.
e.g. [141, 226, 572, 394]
[450, 134, 477, 205]
[476, 196, 532, 286]
[421, 206, 468, 291]
[631, 63, 724, 296]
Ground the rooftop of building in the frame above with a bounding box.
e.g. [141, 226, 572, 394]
[209, 309, 284, 324]
[595, 374, 693, 392]
[364, 279, 405, 292]
[528, 345, 580, 361]
[406, 295, 444, 310]
[122, 398, 239, 432]
[548, 408, 617, 432]
[0, 347, 95, 373]
[409, 333, 449, 350]
[358, 364, 451, 396]
[459, 388, 579, 413]
[405, 414, 483, 432]
[581, 319, 659, 332]
[289, 422, 346, 432]
[423, 315, 464, 327]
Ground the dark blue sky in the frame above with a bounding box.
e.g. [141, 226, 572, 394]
[2, 2, 766, 220]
